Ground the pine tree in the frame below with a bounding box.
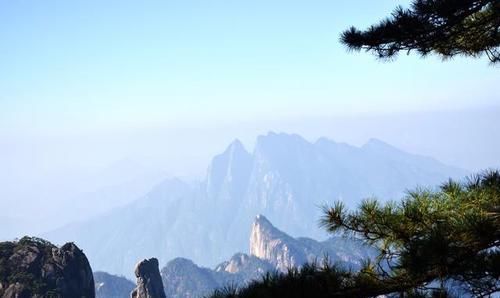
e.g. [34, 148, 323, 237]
[320, 170, 500, 297]
[341, 0, 500, 63]
[208, 170, 500, 297]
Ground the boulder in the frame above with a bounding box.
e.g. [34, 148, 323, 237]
[131, 258, 165, 298]
[0, 236, 95, 298]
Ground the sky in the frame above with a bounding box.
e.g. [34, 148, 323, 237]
[0, 1, 499, 233]
[1, 0, 499, 137]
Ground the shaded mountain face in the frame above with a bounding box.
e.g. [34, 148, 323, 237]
[131, 258, 166, 298]
[161, 255, 273, 298]
[161, 215, 374, 298]
[161, 258, 227, 298]
[0, 237, 94, 298]
[94, 271, 135, 298]
[45, 133, 467, 277]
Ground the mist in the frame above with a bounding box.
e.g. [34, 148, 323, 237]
[0, 105, 498, 240]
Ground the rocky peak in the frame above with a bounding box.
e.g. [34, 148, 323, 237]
[251, 215, 281, 237]
[131, 258, 166, 298]
[249, 215, 306, 271]
[206, 138, 253, 199]
[0, 236, 95, 298]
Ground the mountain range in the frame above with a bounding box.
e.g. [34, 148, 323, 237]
[45, 132, 468, 278]
[96, 214, 375, 298]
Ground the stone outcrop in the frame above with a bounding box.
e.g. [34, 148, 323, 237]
[131, 258, 165, 298]
[0, 236, 95, 298]
[249, 214, 308, 271]
[249, 214, 375, 272]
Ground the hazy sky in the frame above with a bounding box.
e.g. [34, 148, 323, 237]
[1, 0, 499, 138]
[1, 1, 499, 230]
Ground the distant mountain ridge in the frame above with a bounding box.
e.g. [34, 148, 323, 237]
[162, 215, 375, 298]
[94, 271, 135, 298]
[45, 132, 468, 277]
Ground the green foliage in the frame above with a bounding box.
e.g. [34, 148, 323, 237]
[341, 0, 500, 63]
[208, 170, 500, 297]
[206, 262, 358, 298]
[0, 242, 15, 279]
[0, 237, 60, 297]
[18, 236, 55, 247]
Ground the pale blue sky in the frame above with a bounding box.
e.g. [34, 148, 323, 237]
[1, 0, 499, 137]
[1, 0, 500, 233]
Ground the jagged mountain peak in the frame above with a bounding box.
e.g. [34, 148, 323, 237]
[228, 138, 246, 151]
[218, 138, 250, 159]
[249, 215, 302, 271]
[253, 214, 275, 231]
[45, 132, 467, 278]
[206, 138, 253, 198]
[251, 214, 287, 239]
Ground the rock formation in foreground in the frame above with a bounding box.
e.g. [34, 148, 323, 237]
[0, 236, 95, 298]
[131, 258, 166, 298]
[94, 271, 135, 298]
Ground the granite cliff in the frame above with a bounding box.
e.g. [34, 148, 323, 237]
[0, 236, 94, 298]
[131, 258, 166, 298]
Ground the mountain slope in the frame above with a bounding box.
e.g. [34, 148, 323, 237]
[161, 215, 374, 298]
[94, 271, 135, 298]
[249, 215, 373, 271]
[44, 133, 467, 277]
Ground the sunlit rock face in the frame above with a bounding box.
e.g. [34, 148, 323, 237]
[249, 214, 307, 271]
[0, 237, 95, 298]
[249, 215, 375, 272]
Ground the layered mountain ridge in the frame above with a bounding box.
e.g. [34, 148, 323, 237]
[161, 214, 375, 298]
[45, 132, 467, 278]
